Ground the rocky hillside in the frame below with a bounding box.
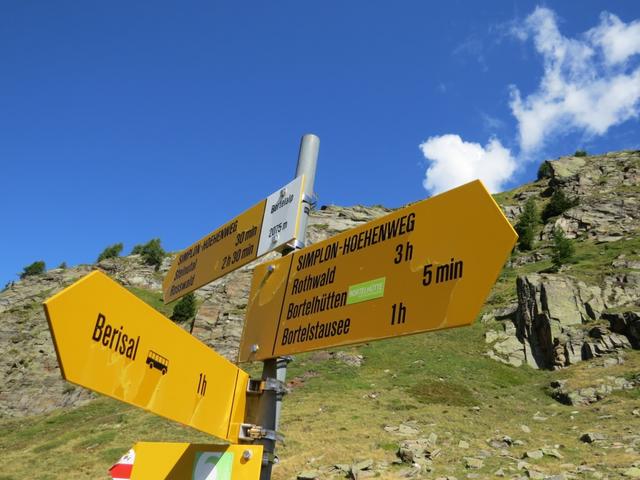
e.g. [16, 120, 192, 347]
[1, 151, 639, 418]
[0, 150, 639, 479]
[485, 150, 640, 375]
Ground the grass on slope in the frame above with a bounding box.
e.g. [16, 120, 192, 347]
[1, 318, 639, 478]
[0, 398, 215, 480]
[2, 226, 639, 478]
[126, 286, 174, 318]
[275, 327, 640, 479]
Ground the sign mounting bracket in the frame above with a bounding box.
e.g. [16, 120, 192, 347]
[247, 378, 287, 396]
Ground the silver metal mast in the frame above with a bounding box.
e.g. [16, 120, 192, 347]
[255, 133, 319, 480]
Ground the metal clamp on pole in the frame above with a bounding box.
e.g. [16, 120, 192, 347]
[247, 377, 287, 395]
[239, 423, 283, 443]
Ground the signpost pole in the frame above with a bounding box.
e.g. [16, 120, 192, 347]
[255, 134, 319, 480]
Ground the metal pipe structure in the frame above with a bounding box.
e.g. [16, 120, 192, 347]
[255, 134, 319, 480]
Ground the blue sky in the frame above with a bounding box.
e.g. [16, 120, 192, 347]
[1, 1, 639, 286]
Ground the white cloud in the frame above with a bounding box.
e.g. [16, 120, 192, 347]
[420, 7, 640, 195]
[419, 134, 516, 194]
[510, 7, 640, 153]
[588, 12, 640, 65]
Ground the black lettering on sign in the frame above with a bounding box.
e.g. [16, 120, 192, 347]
[422, 258, 464, 287]
[291, 266, 336, 295]
[92, 313, 140, 360]
[202, 220, 238, 250]
[286, 290, 347, 320]
[197, 373, 207, 396]
[271, 193, 294, 214]
[342, 212, 416, 256]
[281, 318, 351, 346]
[235, 225, 258, 246]
[296, 241, 339, 271]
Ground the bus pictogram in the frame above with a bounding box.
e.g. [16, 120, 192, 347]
[146, 350, 169, 375]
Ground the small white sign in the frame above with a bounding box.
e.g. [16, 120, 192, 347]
[257, 175, 305, 256]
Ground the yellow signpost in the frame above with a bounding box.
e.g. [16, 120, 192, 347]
[129, 443, 263, 479]
[163, 176, 305, 304]
[44, 271, 248, 442]
[238, 180, 517, 362]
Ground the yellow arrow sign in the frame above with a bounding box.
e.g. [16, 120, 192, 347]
[238, 180, 517, 362]
[44, 271, 248, 442]
[128, 443, 262, 479]
[163, 175, 305, 304]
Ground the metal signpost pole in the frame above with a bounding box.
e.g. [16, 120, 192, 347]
[256, 134, 319, 480]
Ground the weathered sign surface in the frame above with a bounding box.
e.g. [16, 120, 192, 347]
[238, 180, 517, 362]
[44, 271, 248, 442]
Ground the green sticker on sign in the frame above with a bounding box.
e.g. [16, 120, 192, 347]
[347, 277, 386, 305]
[192, 451, 234, 480]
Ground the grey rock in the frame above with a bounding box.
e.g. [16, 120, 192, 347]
[397, 438, 439, 466]
[397, 424, 420, 436]
[523, 450, 544, 460]
[485, 330, 499, 343]
[352, 459, 374, 472]
[464, 458, 484, 469]
[525, 469, 545, 479]
[541, 447, 563, 459]
[580, 432, 606, 443]
[511, 271, 638, 370]
[604, 311, 640, 348]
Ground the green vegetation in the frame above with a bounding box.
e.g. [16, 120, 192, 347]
[171, 292, 197, 323]
[542, 188, 578, 223]
[551, 228, 575, 270]
[97, 242, 124, 262]
[0, 397, 216, 479]
[57, 261, 67, 269]
[563, 234, 640, 283]
[515, 198, 539, 251]
[126, 286, 173, 318]
[131, 238, 165, 270]
[537, 161, 553, 180]
[19, 260, 45, 279]
[574, 150, 588, 157]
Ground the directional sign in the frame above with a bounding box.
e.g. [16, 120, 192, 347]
[44, 271, 248, 442]
[163, 175, 305, 303]
[238, 180, 517, 362]
[129, 443, 262, 480]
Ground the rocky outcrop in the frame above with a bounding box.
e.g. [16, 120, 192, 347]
[486, 272, 639, 369]
[604, 311, 640, 347]
[540, 151, 639, 241]
[515, 274, 600, 368]
[0, 268, 95, 417]
[550, 375, 638, 406]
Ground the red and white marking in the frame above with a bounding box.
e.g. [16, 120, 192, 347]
[109, 448, 135, 480]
